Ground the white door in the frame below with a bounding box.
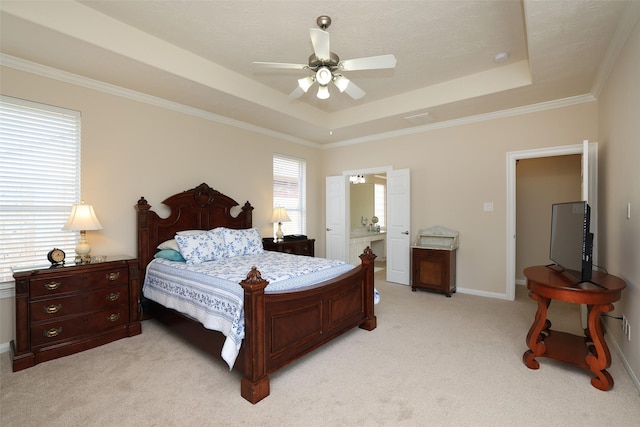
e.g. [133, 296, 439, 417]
[386, 169, 411, 284]
[325, 175, 347, 262]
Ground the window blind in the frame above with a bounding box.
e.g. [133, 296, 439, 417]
[273, 154, 306, 236]
[0, 96, 81, 283]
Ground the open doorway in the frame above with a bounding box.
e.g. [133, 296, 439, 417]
[506, 143, 595, 300]
[349, 173, 387, 274]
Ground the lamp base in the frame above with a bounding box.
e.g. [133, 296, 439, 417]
[275, 222, 284, 242]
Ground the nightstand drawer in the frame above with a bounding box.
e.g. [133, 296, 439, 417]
[30, 266, 128, 298]
[30, 284, 129, 322]
[30, 307, 129, 348]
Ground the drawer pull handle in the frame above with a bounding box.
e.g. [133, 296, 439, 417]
[44, 281, 61, 291]
[43, 304, 62, 314]
[107, 272, 120, 281]
[106, 292, 120, 302]
[44, 327, 62, 338]
[107, 313, 120, 322]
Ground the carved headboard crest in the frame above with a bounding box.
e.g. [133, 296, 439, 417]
[193, 183, 219, 207]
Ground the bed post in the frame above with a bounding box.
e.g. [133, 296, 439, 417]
[239, 266, 270, 404]
[135, 197, 152, 321]
[359, 246, 377, 331]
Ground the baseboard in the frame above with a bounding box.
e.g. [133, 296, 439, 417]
[606, 330, 640, 394]
[0, 341, 10, 354]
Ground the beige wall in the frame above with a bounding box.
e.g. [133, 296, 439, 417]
[598, 18, 640, 382]
[0, 66, 321, 347]
[320, 104, 598, 295]
[515, 155, 582, 281]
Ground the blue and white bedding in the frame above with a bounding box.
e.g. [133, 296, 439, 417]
[143, 251, 377, 369]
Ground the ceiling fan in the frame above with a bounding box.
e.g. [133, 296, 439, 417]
[253, 16, 397, 100]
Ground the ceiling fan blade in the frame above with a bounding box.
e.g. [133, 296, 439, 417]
[339, 54, 397, 71]
[309, 28, 331, 61]
[253, 62, 308, 70]
[333, 76, 365, 100]
[288, 85, 306, 99]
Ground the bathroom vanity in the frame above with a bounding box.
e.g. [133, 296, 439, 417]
[349, 230, 386, 265]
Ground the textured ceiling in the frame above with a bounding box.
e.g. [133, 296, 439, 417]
[1, 1, 638, 146]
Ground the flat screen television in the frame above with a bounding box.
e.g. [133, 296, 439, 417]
[549, 201, 593, 283]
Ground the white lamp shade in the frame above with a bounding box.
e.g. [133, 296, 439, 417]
[317, 85, 330, 100]
[298, 76, 315, 93]
[270, 207, 291, 223]
[63, 203, 103, 231]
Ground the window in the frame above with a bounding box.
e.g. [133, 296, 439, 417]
[0, 96, 81, 283]
[273, 154, 306, 236]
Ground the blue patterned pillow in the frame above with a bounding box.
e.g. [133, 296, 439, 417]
[223, 228, 264, 257]
[175, 230, 227, 264]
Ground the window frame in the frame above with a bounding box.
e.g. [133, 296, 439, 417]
[272, 153, 307, 237]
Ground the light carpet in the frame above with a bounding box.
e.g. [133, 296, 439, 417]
[1, 274, 639, 426]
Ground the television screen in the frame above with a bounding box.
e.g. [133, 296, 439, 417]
[549, 201, 592, 282]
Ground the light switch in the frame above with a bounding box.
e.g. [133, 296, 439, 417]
[483, 202, 494, 212]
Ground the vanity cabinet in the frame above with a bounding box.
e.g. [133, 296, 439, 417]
[411, 247, 457, 297]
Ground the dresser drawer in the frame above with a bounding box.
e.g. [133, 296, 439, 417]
[29, 266, 128, 298]
[30, 307, 130, 348]
[29, 284, 129, 322]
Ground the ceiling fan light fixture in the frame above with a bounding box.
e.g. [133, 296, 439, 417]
[333, 74, 349, 92]
[298, 76, 315, 92]
[317, 85, 330, 99]
[316, 67, 333, 86]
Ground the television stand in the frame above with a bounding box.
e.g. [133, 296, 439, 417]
[522, 265, 626, 391]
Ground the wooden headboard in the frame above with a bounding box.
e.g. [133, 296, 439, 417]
[135, 183, 254, 278]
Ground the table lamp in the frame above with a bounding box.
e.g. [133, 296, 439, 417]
[63, 201, 103, 264]
[270, 207, 290, 242]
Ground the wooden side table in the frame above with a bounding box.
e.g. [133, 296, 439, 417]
[262, 238, 315, 257]
[522, 265, 626, 391]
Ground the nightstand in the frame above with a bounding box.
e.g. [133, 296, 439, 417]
[10, 257, 141, 371]
[262, 238, 315, 257]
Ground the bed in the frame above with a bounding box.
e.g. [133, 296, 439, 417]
[135, 183, 377, 403]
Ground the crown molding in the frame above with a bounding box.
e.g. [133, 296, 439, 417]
[0, 54, 318, 148]
[1, 53, 597, 150]
[322, 94, 597, 149]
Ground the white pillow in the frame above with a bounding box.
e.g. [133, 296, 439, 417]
[157, 238, 179, 251]
[175, 231, 227, 265]
[223, 228, 264, 257]
[158, 230, 205, 251]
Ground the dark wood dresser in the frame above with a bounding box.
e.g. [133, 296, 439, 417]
[411, 247, 457, 297]
[262, 238, 315, 257]
[10, 257, 141, 371]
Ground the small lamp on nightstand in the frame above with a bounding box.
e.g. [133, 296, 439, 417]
[63, 201, 103, 264]
[270, 207, 290, 242]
